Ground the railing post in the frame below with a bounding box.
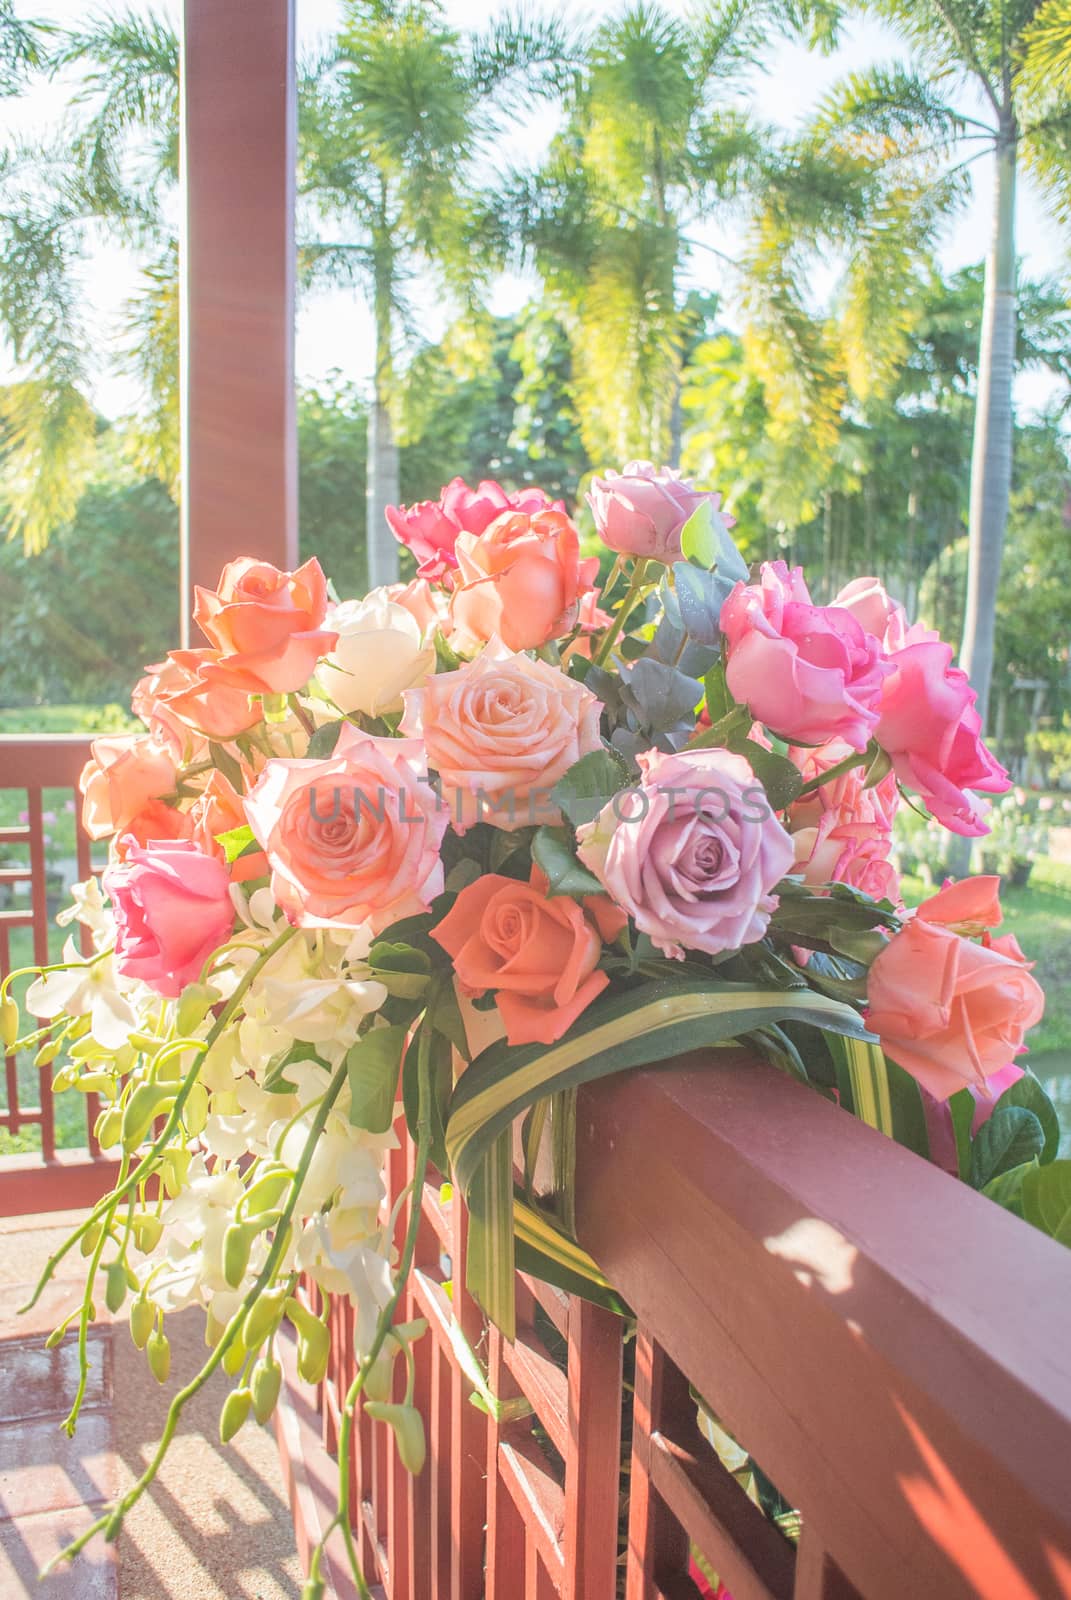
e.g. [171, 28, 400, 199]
[179, 0, 299, 643]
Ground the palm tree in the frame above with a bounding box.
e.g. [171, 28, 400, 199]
[0, 7, 179, 551]
[796, 0, 1071, 729]
[520, 1, 785, 468]
[299, 0, 575, 588]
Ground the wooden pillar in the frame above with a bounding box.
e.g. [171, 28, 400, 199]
[179, 0, 299, 644]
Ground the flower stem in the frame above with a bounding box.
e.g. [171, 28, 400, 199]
[20, 926, 299, 1314]
[592, 558, 651, 667]
[41, 1055, 348, 1576]
[795, 746, 872, 798]
[310, 992, 441, 1596]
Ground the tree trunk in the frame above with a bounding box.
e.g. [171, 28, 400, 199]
[959, 132, 1017, 729]
[366, 230, 400, 590]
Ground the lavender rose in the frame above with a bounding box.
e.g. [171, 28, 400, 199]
[576, 747, 795, 959]
[587, 462, 734, 563]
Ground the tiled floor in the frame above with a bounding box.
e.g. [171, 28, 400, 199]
[0, 1210, 305, 1599]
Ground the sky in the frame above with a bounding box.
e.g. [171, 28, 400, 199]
[0, 0, 1066, 420]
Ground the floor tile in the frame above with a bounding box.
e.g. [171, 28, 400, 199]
[0, 1504, 118, 1598]
[0, 1332, 110, 1424]
[0, 1411, 117, 1521]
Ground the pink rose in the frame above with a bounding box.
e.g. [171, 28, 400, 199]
[386, 477, 563, 581]
[834, 576, 939, 654]
[721, 563, 890, 752]
[401, 645, 604, 832]
[243, 727, 448, 931]
[867, 885, 1044, 1101]
[588, 462, 735, 563]
[134, 649, 263, 747]
[872, 640, 1009, 836]
[576, 747, 795, 959]
[788, 739, 900, 902]
[80, 733, 178, 842]
[451, 509, 597, 652]
[194, 557, 338, 696]
[104, 839, 235, 998]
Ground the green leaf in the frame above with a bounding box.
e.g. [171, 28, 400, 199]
[305, 719, 344, 759]
[550, 749, 630, 827]
[826, 1035, 929, 1157]
[969, 1107, 1045, 1190]
[367, 941, 431, 1000]
[532, 827, 605, 899]
[1021, 1159, 1071, 1245]
[703, 662, 733, 724]
[214, 823, 256, 864]
[465, 1129, 516, 1334]
[981, 1160, 1036, 1219]
[680, 501, 722, 567]
[731, 738, 802, 810]
[426, 977, 470, 1062]
[993, 1072, 1061, 1164]
[948, 1089, 975, 1181]
[346, 1025, 407, 1134]
[433, 629, 463, 672]
[208, 741, 245, 792]
[401, 1019, 453, 1172]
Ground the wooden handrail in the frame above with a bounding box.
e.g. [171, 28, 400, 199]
[576, 1054, 1071, 1600]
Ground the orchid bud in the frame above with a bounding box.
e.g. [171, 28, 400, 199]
[361, 1339, 398, 1404]
[94, 1106, 122, 1149]
[121, 1083, 175, 1151]
[243, 1167, 291, 1216]
[0, 996, 18, 1051]
[223, 1221, 257, 1289]
[131, 1212, 163, 1253]
[35, 1036, 62, 1068]
[365, 1401, 426, 1475]
[222, 1334, 248, 1378]
[219, 1386, 252, 1443]
[147, 1328, 171, 1384]
[176, 982, 219, 1036]
[104, 1261, 128, 1314]
[251, 1358, 283, 1424]
[80, 1222, 102, 1258]
[184, 1081, 209, 1137]
[130, 1296, 154, 1350]
[301, 1580, 326, 1600]
[243, 1286, 287, 1353]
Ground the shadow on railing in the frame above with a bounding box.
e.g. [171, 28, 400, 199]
[0, 734, 120, 1213]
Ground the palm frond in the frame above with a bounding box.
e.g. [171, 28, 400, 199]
[0, 379, 98, 554]
[1019, 0, 1071, 97]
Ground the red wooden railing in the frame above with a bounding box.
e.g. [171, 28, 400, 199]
[275, 1056, 1071, 1600]
[0, 735, 122, 1214]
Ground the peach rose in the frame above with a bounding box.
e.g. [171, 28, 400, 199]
[115, 799, 195, 857]
[243, 727, 448, 930]
[450, 509, 597, 652]
[194, 557, 338, 696]
[431, 867, 625, 1046]
[190, 770, 268, 883]
[400, 645, 604, 832]
[135, 650, 262, 745]
[80, 734, 178, 842]
[384, 578, 449, 636]
[867, 884, 1044, 1101]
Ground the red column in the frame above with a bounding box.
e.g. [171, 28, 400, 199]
[179, 0, 299, 643]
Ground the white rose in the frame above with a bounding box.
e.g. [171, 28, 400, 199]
[315, 592, 435, 717]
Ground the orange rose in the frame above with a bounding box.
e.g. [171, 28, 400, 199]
[115, 798, 195, 857]
[136, 650, 263, 744]
[431, 868, 625, 1047]
[80, 734, 178, 842]
[867, 883, 1044, 1101]
[190, 770, 268, 883]
[450, 509, 597, 652]
[194, 557, 338, 695]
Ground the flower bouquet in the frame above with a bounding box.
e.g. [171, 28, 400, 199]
[2, 463, 1064, 1592]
